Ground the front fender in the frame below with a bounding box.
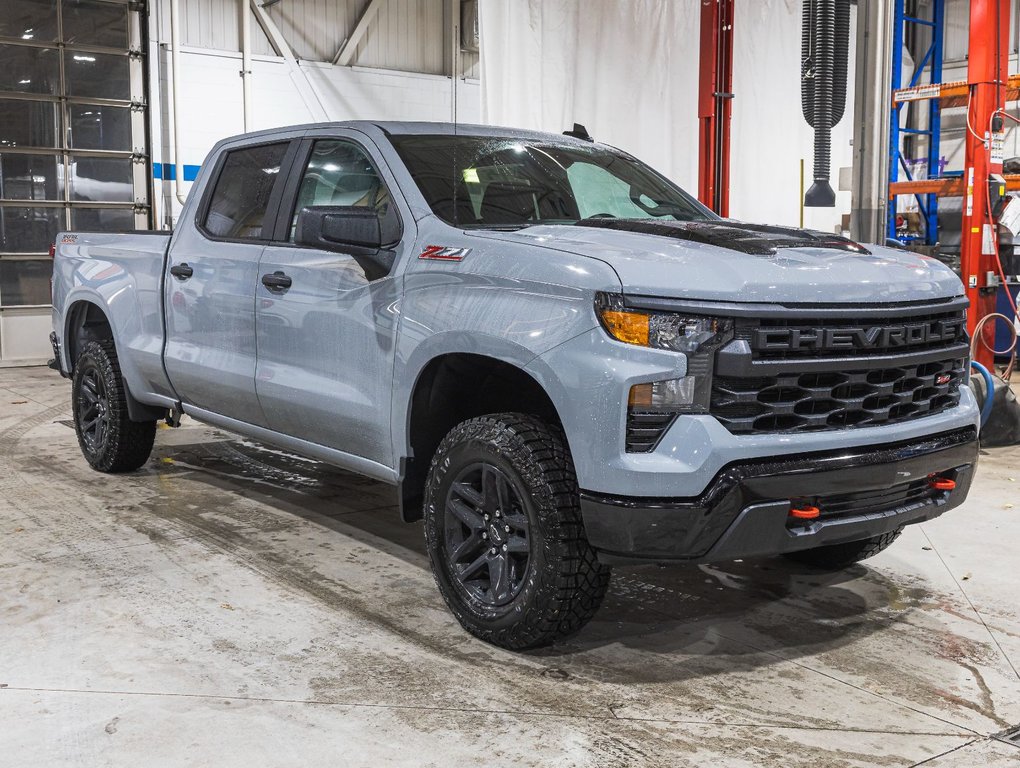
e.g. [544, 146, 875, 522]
[391, 329, 568, 461]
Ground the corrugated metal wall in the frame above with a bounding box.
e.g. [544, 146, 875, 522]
[178, 0, 479, 77]
[943, 0, 1019, 62]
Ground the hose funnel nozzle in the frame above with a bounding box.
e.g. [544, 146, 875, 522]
[805, 179, 835, 207]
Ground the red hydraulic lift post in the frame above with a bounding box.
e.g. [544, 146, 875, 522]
[961, 0, 1010, 368]
[698, 0, 734, 216]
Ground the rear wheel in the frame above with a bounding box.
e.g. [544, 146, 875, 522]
[72, 339, 156, 473]
[423, 413, 610, 650]
[782, 528, 903, 570]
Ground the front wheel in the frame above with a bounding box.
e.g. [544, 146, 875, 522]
[782, 528, 903, 570]
[71, 339, 156, 473]
[423, 413, 610, 650]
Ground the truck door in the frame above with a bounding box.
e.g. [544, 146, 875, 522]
[164, 139, 296, 426]
[254, 136, 407, 468]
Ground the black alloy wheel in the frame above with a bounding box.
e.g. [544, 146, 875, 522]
[76, 363, 111, 455]
[71, 339, 157, 473]
[423, 413, 611, 650]
[443, 462, 531, 607]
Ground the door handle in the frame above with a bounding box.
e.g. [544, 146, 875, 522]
[261, 271, 292, 291]
[169, 263, 194, 279]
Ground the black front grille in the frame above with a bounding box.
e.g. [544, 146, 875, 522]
[626, 411, 677, 452]
[739, 307, 967, 360]
[711, 358, 966, 434]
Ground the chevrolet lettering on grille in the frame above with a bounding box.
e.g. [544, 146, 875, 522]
[752, 318, 966, 353]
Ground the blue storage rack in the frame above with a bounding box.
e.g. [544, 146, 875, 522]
[888, 0, 945, 245]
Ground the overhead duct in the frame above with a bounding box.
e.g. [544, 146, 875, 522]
[801, 0, 851, 207]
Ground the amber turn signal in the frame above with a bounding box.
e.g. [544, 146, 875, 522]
[599, 309, 650, 346]
[629, 383, 653, 407]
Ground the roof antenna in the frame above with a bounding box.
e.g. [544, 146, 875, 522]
[451, 6, 460, 228]
[563, 123, 594, 142]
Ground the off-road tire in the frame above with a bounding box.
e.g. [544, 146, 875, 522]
[423, 413, 611, 650]
[72, 339, 156, 473]
[783, 528, 903, 570]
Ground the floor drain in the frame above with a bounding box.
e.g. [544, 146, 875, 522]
[995, 724, 1020, 745]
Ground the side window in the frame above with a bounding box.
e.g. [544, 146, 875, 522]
[290, 139, 397, 242]
[202, 142, 288, 239]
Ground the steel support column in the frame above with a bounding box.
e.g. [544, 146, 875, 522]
[961, 0, 1010, 367]
[697, 0, 734, 217]
[851, 0, 893, 244]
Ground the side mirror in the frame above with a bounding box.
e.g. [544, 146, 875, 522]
[295, 205, 395, 280]
[296, 205, 382, 251]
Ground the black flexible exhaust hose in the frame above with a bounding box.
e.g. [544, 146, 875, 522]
[801, 0, 850, 207]
[800, 0, 815, 127]
[831, 0, 850, 126]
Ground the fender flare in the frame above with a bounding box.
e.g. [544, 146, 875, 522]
[63, 296, 167, 423]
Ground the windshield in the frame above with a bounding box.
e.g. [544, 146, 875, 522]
[389, 135, 716, 229]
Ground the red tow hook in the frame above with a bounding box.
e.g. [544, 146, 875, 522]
[789, 505, 820, 520]
[928, 475, 956, 491]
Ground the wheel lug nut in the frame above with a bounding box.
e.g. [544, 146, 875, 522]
[501, 544, 508, 552]
[490, 547, 497, 555]
[484, 514, 490, 521]
[495, 510, 501, 518]
[504, 525, 510, 532]
[481, 532, 487, 539]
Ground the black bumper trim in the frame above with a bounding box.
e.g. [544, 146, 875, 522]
[579, 427, 978, 564]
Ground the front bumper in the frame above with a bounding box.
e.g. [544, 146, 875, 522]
[579, 426, 978, 564]
[530, 325, 980, 499]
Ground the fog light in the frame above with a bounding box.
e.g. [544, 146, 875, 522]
[629, 377, 696, 411]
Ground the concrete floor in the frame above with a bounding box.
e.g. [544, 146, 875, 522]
[1, 366, 1019, 768]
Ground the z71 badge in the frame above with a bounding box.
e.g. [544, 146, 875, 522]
[419, 245, 471, 261]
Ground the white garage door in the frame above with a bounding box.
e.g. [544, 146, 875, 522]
[0, 0, 149, 362]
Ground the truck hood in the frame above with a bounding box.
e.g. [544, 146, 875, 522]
[475, 220, 963, 305]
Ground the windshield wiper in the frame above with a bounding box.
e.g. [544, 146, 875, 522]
[461, 223, 534, 231]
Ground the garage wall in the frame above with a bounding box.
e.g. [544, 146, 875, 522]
[478, 0, 856, 235]
[150, 0, 481, 227]
[943, 0, 1019, 62]
[176, 0, 478, 76]
[478, 0, 701, 195]
[729, 0, 857, 234]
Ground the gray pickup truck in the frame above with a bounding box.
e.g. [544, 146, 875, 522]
[51, 121, 979, 649]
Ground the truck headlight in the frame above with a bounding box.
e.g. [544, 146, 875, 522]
[596, 293, 734, 416]
[595, 292, 733, 353]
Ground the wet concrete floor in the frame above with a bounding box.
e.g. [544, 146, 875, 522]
[1, 366, 1018, 767]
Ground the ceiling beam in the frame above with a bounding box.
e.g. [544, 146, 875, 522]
[250, 0, 330, 121]
[332, 0, 387, 66]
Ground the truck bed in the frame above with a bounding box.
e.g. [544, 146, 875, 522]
[52, 230, 175, 408]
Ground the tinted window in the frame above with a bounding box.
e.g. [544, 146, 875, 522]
[290, 139, 398, 242]
[390, 134, 713, 229]
[203, 142, 288, 240]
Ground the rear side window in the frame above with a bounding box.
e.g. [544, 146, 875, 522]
[202, 142, 288, 239]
